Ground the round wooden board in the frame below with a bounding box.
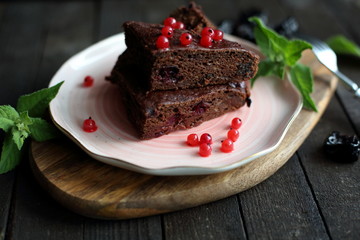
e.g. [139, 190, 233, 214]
[30, 50, 337, 219]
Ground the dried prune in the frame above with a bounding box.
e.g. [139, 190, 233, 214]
[323, 131, 360, 163]
[273, 17, 299, 38]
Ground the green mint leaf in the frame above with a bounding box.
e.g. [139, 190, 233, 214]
[12, 111, 32, 150]
[0, 118, 15, 132]
[251, 59, 285, 86]
[11, 128, 29, 150]
[0, 133, 22, 174]
[29, 118, 59, 141]
[249, 17, 317, 111]
[284, 39, 312, 66]
[326, 35, 360, 57]
[290, 64, 318, 112]
[0, 105, 20, 121]
[249, 17, 312, 66]
[19, 111, 32, 126]
[249, 17, 288, 62]
[16, 81, 64, 118]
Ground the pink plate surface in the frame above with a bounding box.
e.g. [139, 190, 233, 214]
[49, 33, 302, 176]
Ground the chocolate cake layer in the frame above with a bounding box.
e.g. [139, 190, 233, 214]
[118, 21, 259, 91]
[169, 1, 217, 34]
[111, 67, 250, 140]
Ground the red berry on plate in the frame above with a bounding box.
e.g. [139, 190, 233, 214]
[156, 36, 170, 49]
[180, 33, 192, 46]
[174, 21, 185, 29]
[164, 17, 176, 28]
[228, 129, 240, 142]
[201, 27, 215, 37]
[200, 133, 212, 144]
[199, 143, 212, 157]
[83, 76, 94, 87]
[161, 26, 174, 38]
[187, 133, 199, 146]
[200, 35, 213, 48]
[231, 117, 242, 129]
[83, 117, 98, 132]
[213, 30, 224, 41]
[221, 139, 234, 153]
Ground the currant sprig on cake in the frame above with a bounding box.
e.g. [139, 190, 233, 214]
[156, 17, 224, 50]
[180, 33, 192, 46]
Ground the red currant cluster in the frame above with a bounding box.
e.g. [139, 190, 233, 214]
[186, 117, 242, 157]
[187, 133, 213, 157]
[157, 17, 191, 49]
[200, 27, 223, 48]
[157, 17, 224, 50]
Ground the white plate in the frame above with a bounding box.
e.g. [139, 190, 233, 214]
[49, 33, 302, 176]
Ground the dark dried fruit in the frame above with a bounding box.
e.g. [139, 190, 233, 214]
[159, 66, 180, 84]
[192, 101, 210, 114]
[323, 131, 360, 163]
[273, 17, 299, 38]
[220, 9, 299, 42]
[232, 8, 268, 42]
[218, 20, 234, 34]
[168, 113, 182, 126]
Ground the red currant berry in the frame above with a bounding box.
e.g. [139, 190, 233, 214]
[213, 30, 224, 41]
[174, 21, 185, 29]
[161, 26, 174, 38]
[163, 17, 176, 28]
[156, 36, 170, 49]
[199, 143, 212, 157]
[180, 33, 192, 46]
[83, 76, 94, 87]
[200, 133, 212, 144]
[83, 117, 98, 132]
[201, 27, 215, 37]
[228, 129, 240, 142]
[221, 139, 234, 153]
[187, 133, 199, 146]
[231, 117, 242, 129]
[200, 35, 213, 48]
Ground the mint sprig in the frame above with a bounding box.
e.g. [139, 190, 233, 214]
[326, 35, 360, 57]
[249, 17, 317, 112]
[0, 81, 64, 174]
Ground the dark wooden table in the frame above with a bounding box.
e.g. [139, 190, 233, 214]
[1, 0, 359, 239]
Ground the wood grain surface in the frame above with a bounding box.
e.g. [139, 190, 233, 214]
[29, 49, 337, 219]
[2, 0, 360, 239]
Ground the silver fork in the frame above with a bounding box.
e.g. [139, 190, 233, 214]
[296, 34, 360, 98]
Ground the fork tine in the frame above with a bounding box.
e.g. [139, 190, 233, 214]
[293, 33, 360, 97]
[312, 41, 325, 49]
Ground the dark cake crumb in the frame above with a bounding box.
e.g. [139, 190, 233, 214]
[110, 21, 259, 92]
[112, 67, 250, 139]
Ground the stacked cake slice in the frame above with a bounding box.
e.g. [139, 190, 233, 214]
[107, 19, 259, 139]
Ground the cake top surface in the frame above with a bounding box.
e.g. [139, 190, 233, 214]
[123, 21, 245, 52]
[169, 1, 217, 33]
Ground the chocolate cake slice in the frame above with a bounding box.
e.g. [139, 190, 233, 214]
[169, 1, 217, 34]
[119, 21, 259, 91]
[111, 66, 250, 140]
